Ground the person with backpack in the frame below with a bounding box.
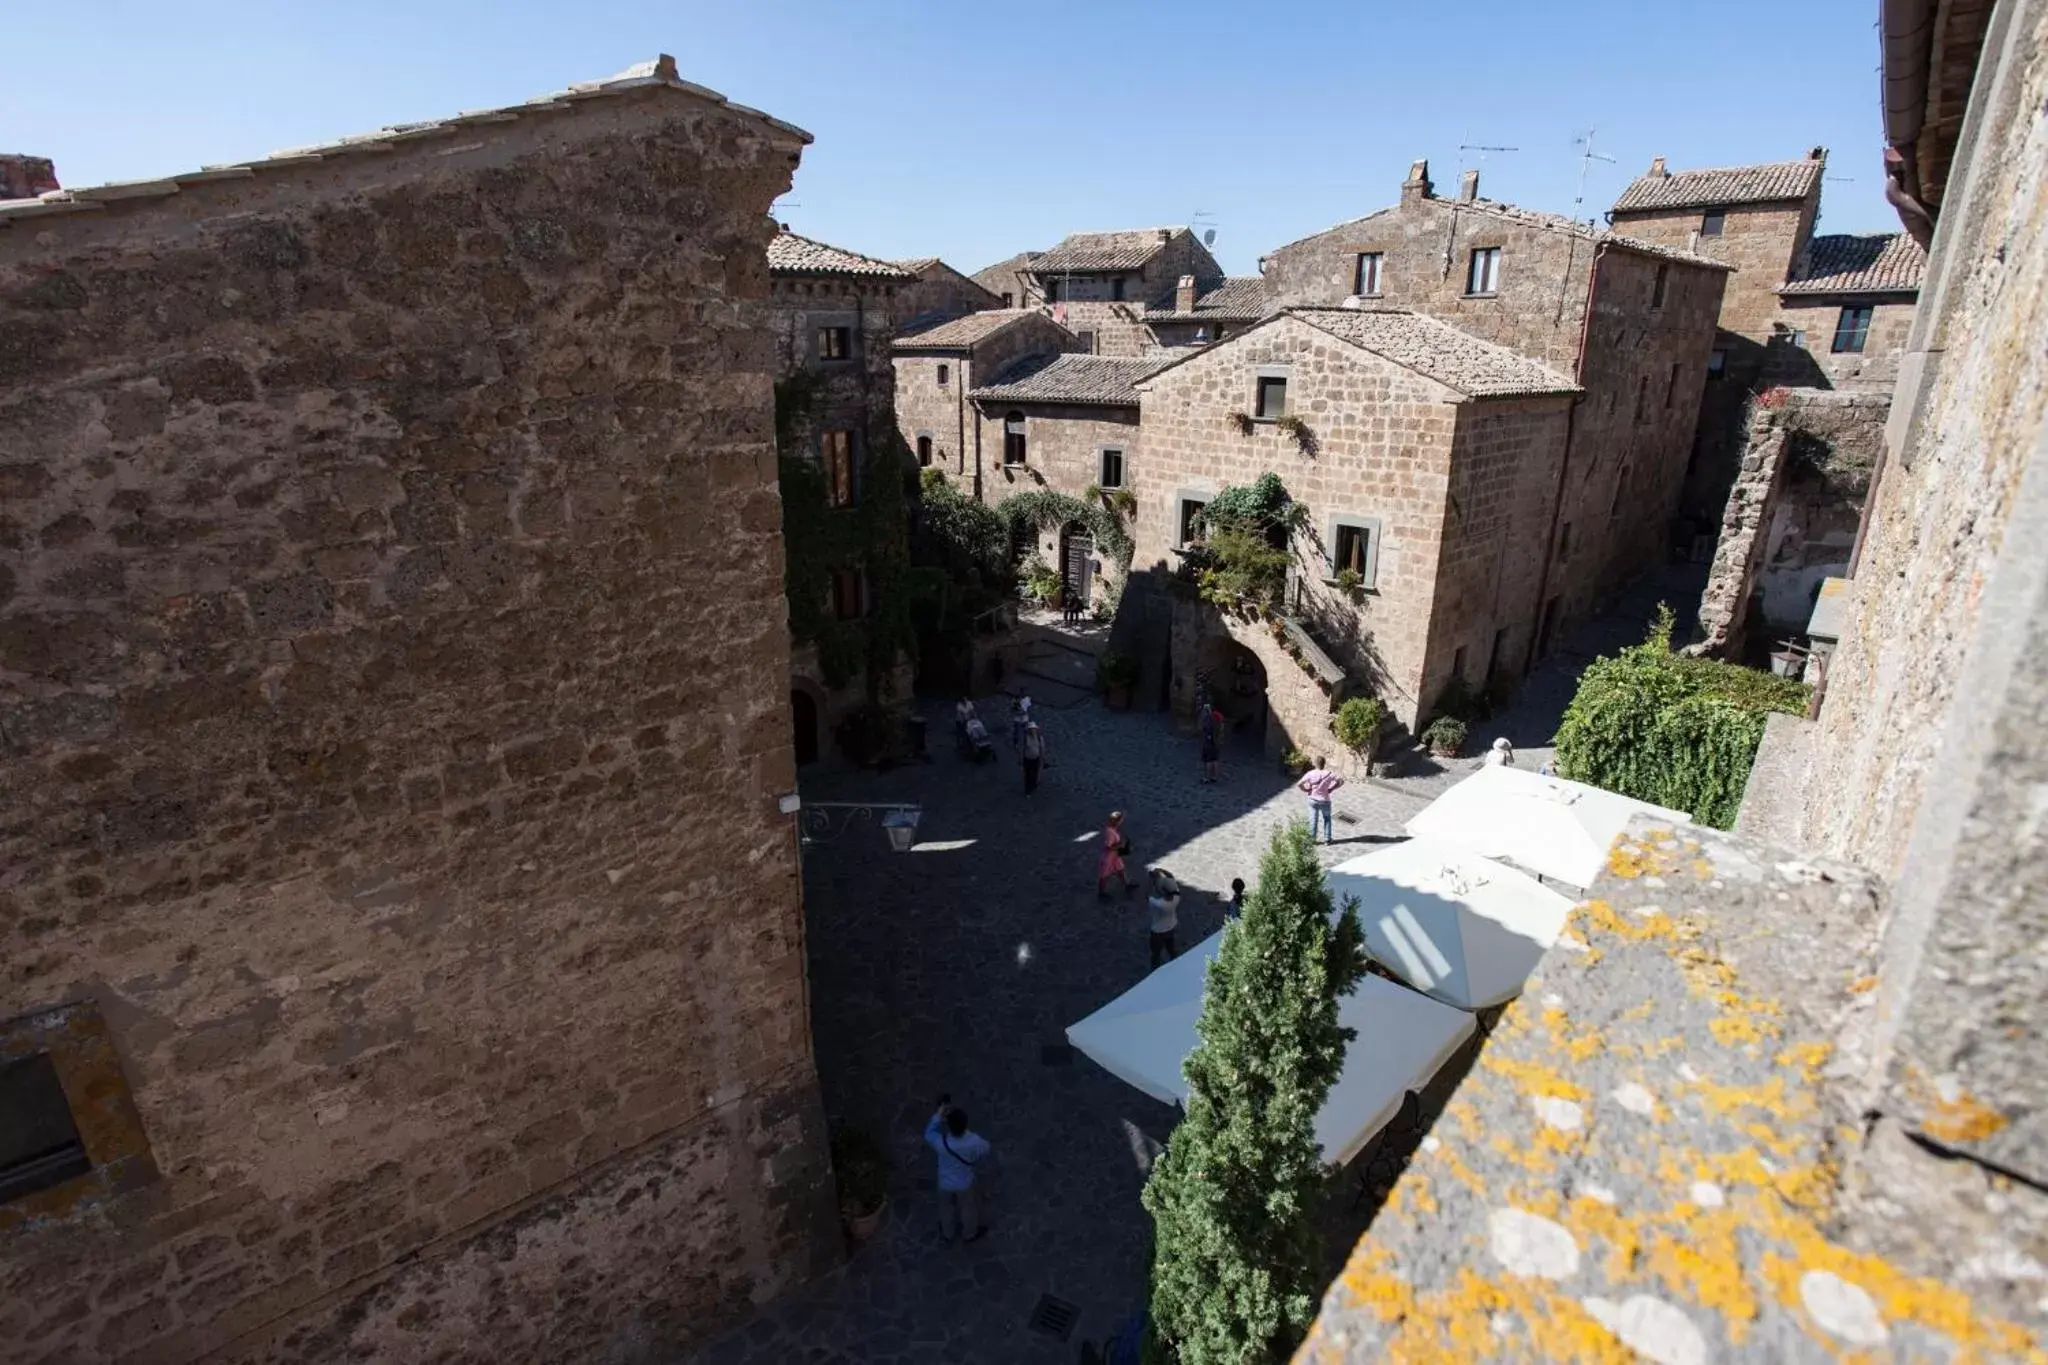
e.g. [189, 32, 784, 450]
[923, 1095, 991, 1242]
[1021, 720, 1047, 795]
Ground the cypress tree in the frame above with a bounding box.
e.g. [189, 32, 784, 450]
[1140, 821, 1367, 1364]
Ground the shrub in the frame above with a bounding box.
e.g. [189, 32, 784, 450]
[995, 489, 1133, 569]
[1553, 605, 1810, 828]
[1197, 525, 1292, 609]
[1142, 823, 1367, 1364]
[1421, 715, 1468, 755]
[1281, 746, 1314, 776]
[1096, 648, 1140, 692]
[829, 1125, 889, 1218]
[1333, 696, 1386, 755]
[1020, 554, 1061, 604]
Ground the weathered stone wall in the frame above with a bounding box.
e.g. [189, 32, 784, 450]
[1771, 296, 1918, 390]
[891, 262, 999, 330]
[989, 404, 1138, 607]
[893, 314, 1080, 501]
[1610, 193, 1818, 344]
[1132, 317, 1467, 728]
[1049, 300, 1154, 357]
[0, 88, 838, 1364]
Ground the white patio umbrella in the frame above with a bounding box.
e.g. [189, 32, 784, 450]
[1402, 765, 1690, 889]
[1066, 928, 1476, 1165]
[1326, 837, 1574, 1010]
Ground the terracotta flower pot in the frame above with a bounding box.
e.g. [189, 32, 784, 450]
[844, 1203, 885, 1242]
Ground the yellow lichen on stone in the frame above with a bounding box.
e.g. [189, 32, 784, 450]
[1603, 837, 1679, 881]
[1480, 1051, 1589, 1102]
[1774, 1039, 1834, 1082]
[1647, 1206, 1759, 1341]
[1920, 1090, 2010, 1144]
[1847, 974, 1878, 994]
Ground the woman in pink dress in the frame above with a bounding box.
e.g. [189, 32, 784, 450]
[1097, 811, 1133, 900]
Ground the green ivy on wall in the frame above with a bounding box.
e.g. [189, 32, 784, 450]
[1554, 606, 1811, 829]
[994, 489, 1134, 569]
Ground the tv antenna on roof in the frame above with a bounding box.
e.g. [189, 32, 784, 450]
[1191, 210, 1218, 249]
[1459, 131, 1520, 172]
[1571, 129, 1617, 221]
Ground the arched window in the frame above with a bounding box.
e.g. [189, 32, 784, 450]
[916, 434, 933, 467]
[1003, 412, 1027, 466]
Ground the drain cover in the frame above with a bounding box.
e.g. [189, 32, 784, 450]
[1040, 1043, 1074, 1066]
[1029, 1293, 1079, 1341]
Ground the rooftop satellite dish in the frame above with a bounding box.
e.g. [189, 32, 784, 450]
[1203, 228, 1217, 247]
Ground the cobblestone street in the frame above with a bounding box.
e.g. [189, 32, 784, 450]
[683, 698, 1430, 1365]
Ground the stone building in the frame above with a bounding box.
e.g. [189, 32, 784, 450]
[0, 58, 843, 1365]
[1260, 165, 1728, 649]
[1018, 227, 1226, 357]
[889, 256, 1001, 332]
[890, 309, 1080, 501]
[1127, 308, 1580, 739]
[1142, 275, 1271, 349]
[967, 353, 1162, 607]
[765, 229, 916, 762]
[1301, 2, 2048, 1355]
[968, 250, 1040, 308]
[1773, 231, 1927, 391]
[0, 152, 60, 199]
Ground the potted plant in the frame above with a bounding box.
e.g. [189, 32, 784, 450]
[830, 1124, 890, 1242]
[1421, 715, 1468, 758]
[1108, 487, 1137, 518]
[1334, 567, 1366, 602]
[1096, 649, 1139, 710]
[1282, 746, 1314, 777]
[1332, 695, 1386, 767]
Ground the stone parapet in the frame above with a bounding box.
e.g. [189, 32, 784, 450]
[1299, 817, 2045, 1362]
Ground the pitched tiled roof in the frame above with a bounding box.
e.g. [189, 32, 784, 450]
[970, 353, 1169, 407]
[1779, 233, 1927, 296]
[1284, 309, 1580, 397]
[895, 257, 942, 274]
[0, 56, 810, 225]
[893, 309, 1056, 351]
[1263, 198, 1730, 272]
[767, 230, 915, 279]
[1028, 228, 1181, 273]
[970, 251, 1041, 294]
[1148, 276, 1272, 321]
[1611, 158, 1825, 213]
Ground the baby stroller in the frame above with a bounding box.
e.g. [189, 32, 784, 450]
[960, 717, 997, 764]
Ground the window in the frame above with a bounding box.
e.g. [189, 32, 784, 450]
[830, 568, 866, 621]
[1558, 522, 1573, 562]
[1213, 326, 1229, 342]
[1707, 348, 1728, 377]
[823, 430, 856, 507]
[1045, 278, 1061, 303]
[1178, 498, 1208, 548]
[1001, 291, 1014, 307]
[1355, 251, 1384, 297]
[1665, 361, 1680, 408]
[1003, 411, 1027, 466]
[936, 364, 950, 386]
[1832, 305, 1874, 354]
[816, 326, 851, 361]
[1651, 262, 1668, 309]
[1, 1052, 92, 1204]
[1634, 375, 1649, 423]
[1465, 246, 1501, 296]
[1078, 330, 1097, 355]
[1111, 277, 1127, 301]
[1254, 374, 1289, 419]
[916, 435, 933, 467]
[1328, 516, 1383, 589]
[1100, 448, 1125, 489]
[1701, 210, 1725, 237]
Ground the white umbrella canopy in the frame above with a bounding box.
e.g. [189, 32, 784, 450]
[1402, 765, 1690, 889]
[1326, 837, 1575, 1010]
[1066, 928, 1475, 1164]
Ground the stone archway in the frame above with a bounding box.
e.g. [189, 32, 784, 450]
[1197, 635, 1269, 756]
[790, 687, 821, 766]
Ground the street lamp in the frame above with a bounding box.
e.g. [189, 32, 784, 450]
[782, 796, 924, 852]
[881, 808, 922, 853]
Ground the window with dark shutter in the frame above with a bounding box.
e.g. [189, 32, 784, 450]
[1003, 412, 1027, 466]
[936, 364, 949, 386]
[1831, 305, 1874, 354]
[1254, 376, 1288, 419]
[816, 326, 851, 361]
[823, 430, 857, 507]
[1334, 525, 1367, 576]
[0, 1053, 92, 1204]
[1100, 448, 1125, 489]
[916, 435, 933, 467]
[1178, 499, 1207, 547]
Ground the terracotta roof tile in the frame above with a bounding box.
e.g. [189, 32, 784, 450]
[1283, 308, 1581, 397]
[969, 353, 1168, 407]
[1029, 228, 1181, 273]
[893, 309, 1055, 350]
[1611, 157, 1825, 212]
[0, 56, 811, 225]
[1779, 232, 1927, 296]
[766, 230, 914, 279]
[970, 251, 1041, 294]
[1148, 276, 1272, 321]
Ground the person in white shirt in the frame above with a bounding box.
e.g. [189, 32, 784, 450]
[1484, 737, 1516, 767]
[1146, 869, 1182, 968]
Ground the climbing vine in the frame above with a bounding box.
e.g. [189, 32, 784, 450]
[994, 489, 1133, 568]
[1553, 606, 1811, 829]
[1186, 472, 1308, 610]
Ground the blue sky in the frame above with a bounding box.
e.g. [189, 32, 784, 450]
[5, 0, 1894, 276]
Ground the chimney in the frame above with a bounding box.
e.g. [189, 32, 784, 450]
[1808, 146, 1827, 161]
[1648, 156, 1667, 178]
[1458, 168, 1480, 203]
[0, 154, 60, 200]
[1400, 158, 1434, 206]
[1157, 228, 1173, 243]
[1175, 274, 1198, 313]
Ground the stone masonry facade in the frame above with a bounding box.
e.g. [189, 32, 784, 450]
[890, 311, 1079, 501]
[0, 67, 841, 1364]
[1129, 314, 1575, 734]
[1259, 166, 1727, 649]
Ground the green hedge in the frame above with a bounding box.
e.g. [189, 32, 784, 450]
[1554, 607, 1809, 829]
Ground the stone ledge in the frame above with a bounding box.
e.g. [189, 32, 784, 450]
[1298, 816, 2046, 1362]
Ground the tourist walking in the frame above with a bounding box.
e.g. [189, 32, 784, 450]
[1010, 692, 1033, 747]
[1021, 720, 1046, 795]
[1228, 877, 1246, 920]
[1298, 757, 1345, 844]
[1484, 737, 1516, 768]
[923, 1095, 991, 1243]
[1097, 812, 1134, 899]
[1198, 704, 1222, 784]
[1147, 869, 1182, 967]
[954, 696, 975, 748]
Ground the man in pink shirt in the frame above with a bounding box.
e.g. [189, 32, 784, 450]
[1297, 756, 1344, 844]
